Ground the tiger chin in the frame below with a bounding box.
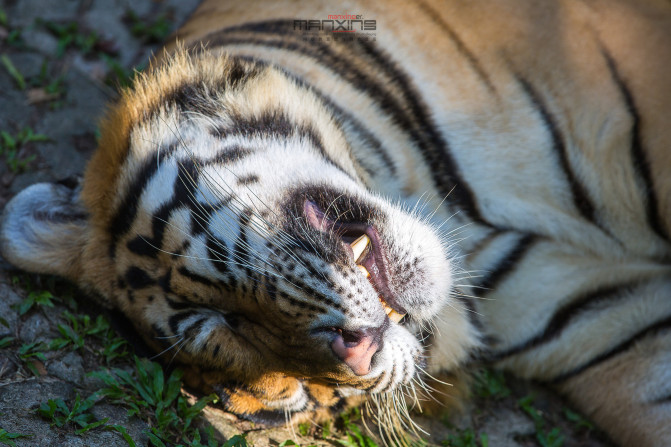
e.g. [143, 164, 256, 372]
[0, 51, 479, 431]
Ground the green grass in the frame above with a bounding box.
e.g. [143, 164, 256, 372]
[443, 428, 488, 447]
[562, 408, 594, 432]
[0, 336, 13, 349]
[38, 394, 109, 434]
[41, 21, 101, 58]
[90, 356, 220, 446]
[0, 127, 48, 173]
[16, 341, 47, 376]
[0, 7, 23, 46]
[26, 60, 67, 108]
[47, 309, 130, 366]
[0, 54, 25, 89]
[13, 289, 56, 316]
[102, 54, 144, 88]
[471, 368, 511, 400]
[125, 9, 173, 43]
[335, 407, 380, 447]
[0, 427, 32, 447]
[518, 395, 565, 447]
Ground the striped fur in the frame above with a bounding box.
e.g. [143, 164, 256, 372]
[1, 0, 670, 444]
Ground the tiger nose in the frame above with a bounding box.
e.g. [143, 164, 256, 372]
[331, 325, 385, 376]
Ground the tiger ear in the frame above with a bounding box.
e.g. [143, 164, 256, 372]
[0, 181, 89, 281]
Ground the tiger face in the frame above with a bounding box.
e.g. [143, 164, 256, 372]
[0, 52, 479, 421]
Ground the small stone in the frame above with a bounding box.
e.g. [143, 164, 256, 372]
[47, 351, 84, 384]
[18, 310, 59, 343]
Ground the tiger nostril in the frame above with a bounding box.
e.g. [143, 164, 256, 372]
[329, 323, 388, 376]
[341, 328, 365, 346]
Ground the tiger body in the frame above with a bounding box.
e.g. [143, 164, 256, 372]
[2, 0, 671, 445]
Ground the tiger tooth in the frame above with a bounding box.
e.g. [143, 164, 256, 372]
[378, 297, 405, 323]
[357, 265, 370, 277]
[388, 310, 405, 324]
[350, 234, 370, 263]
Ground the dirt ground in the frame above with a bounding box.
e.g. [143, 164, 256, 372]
[0, 1, 617, 446]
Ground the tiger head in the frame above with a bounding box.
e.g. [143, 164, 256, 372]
[0, 50, 479, 424]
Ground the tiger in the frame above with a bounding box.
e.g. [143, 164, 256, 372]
[1, 0, 670, 444]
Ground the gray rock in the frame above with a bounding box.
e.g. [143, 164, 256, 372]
[20, 29, 59, 55]
[0, 379, 143, 447]
[47, 350, 85, 384]
[0, 281, 23, 333]
[10, 0, 81, 27]
[0, 377, 73, 411]
[18, 311, 57, 342]
[478, 408, 535, 447]
[33, 69, 108, 180]
[90, 403, 151, 446]
[0, 81, 33, 129]
[82, 7, 136, 67]
[4, 52, 44, 80]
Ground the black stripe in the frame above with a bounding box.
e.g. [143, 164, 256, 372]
[413, 0, 497, 94]
[364, 370, 388, 391]
[489, 281, 642, 361]
[552, 315, 671, 383]
[292, 79, 394, 177]
[220, 56, 392, 177]
[276, 290, 328, 314]
[601, 47, 669, 243]
[124, 266, 155, 289]
[125, 159, 201, 258]
[190, 198, 233, 236]
[199, 145, 254, 166]
[152, 323, 169, 340]
[456, 294, 483, 331]
[108, 144, 178, 258]
[168, 310, 199, 335]
[206, 235, 231, 275]
[177, 266, 219, 289]
[200, 21, 487, 224]
[237, 174, 258, 186]
[138, 58, 262, 126]
[515, 74, 600, 227]
[211, 109, 352, 180]
[165, 295, 196, 311]
[283, 271, 341, 311]
[234, 210, 252, 277]
[477, 234, 536, 294]
[352, 38, 485, 224]
[651, 393, 671, 405]
[181, 317, 207, 338]
[158, 269, 172, 293]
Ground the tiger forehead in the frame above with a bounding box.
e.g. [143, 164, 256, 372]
[82, 51, 358, 229]
[81, 53, 265, 224]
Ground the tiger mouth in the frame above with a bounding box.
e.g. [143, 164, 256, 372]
[349, 234, 405, 324]
[304, 199, 407, 323]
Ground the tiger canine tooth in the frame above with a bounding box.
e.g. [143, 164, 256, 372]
[388, 309, 405, 324]
[350, 234, 370, 263]
[379, 297, 406, 323]
[357, 265, 370, 277]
